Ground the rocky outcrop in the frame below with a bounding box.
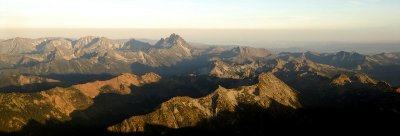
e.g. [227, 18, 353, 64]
[257, 73, 301, 108]
[330, 74, 352, 86]
[330, 73, 378, 86]
[107, 72, 300, 133]
[351, 73, 377, 85]
[155, 33, 190, 49]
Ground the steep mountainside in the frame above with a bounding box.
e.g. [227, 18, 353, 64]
[107, 72, 300, 133]
[0, 72, 160, 132]
[372, 52, 400, 64]
[122, 39, 153, 51]
[0, 38, 46, 54]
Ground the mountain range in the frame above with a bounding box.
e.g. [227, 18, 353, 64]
[0, 34, 400, 135]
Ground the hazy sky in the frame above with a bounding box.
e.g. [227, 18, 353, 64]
[0, 0, 399, 44]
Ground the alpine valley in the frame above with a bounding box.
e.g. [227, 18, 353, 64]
[0, 34, 400, 135]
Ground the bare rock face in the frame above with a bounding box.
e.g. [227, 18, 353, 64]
[209, 60, 262, 79]
[122, 39, 153, 51]
[0, 37, 46, 54]
[330, 73, 379, 86]
[107, 72, 301, 133]
[257, 72, 301, 108]
[155, 33, 189, 49]
[73, 73, 160, 98]
[140, 72, 162, 83]
[351, 73, 377, 85]
[119, 33, 193, 67]
[330, 74, 352, 86]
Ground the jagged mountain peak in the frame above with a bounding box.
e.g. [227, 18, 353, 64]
[257, 72, 301, 108]
[73, 36, 99, 48]
[155, 33, 189, 48]
[166, 33, 184, 42]
[72, 36, 124, 58]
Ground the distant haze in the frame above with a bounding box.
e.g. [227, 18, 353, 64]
[1, 28, 400, 48]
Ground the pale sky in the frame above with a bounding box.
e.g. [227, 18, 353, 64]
[0, 0, 399, 44]
[1, 0, 399, 29]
